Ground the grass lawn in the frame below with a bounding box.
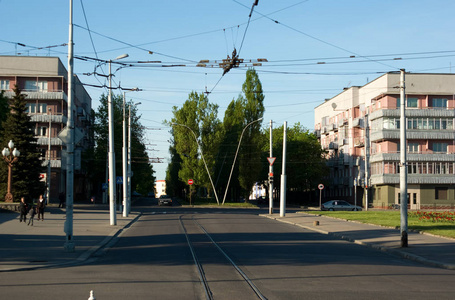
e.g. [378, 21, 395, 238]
[304, 210, 455, 239]
[180, 198, 257, 208]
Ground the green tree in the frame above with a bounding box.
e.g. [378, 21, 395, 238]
[265, 123, 328, 203]
[92, 93, 154, 197]
[168, 91, 221, 201]
[0, 91, 8, 132]
[237, 68, 265, 201]
[0, 86, 45, 201]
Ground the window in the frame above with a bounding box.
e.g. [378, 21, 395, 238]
[435, 187, 448, 200]
[25, 80, 48, 91]
[433, 143, 447, 153]
[432, 98, 447, 109]
[38, 103, 47, 113]
[39, 126, 47, 137]
[0, 79, 10, 90]
[407, 98, 418, 108]
[26, 103, 36, 113]
[407, 143, 419, 153]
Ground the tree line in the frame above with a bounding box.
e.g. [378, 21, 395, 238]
[165, 69, 328, 205]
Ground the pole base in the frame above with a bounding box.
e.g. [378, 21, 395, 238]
[64, 241, 75, 252]
[400, 231, 408, 248]
[4, 193, 13, 203]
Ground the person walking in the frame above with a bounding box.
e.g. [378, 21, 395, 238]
[37, 194, 45, 221]
[27, 206, 36, 226]
[19, 197, 28, 223]
[58, 192, 65, 208]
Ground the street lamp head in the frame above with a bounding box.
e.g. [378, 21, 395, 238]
[115, 54, 129, 60]
[12, 148, 20, 157]
[8, 140, 14, 149]
[2, 148, 9, 157]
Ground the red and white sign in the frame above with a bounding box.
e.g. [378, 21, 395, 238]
[318, 183, 324, 190]
[267, 157, 276, 166]
[188, 179, 194, 185]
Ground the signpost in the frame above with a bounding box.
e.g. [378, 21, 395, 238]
[188, 179, 193, 205]
[318, 184, 324, 210]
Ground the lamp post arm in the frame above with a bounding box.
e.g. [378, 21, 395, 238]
[222, 118, 262, 205]
[172, 123, 219, 205]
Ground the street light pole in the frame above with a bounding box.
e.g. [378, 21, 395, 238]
[108, 53, 128, 226]
[222, 117, 263, 205]
[123, 89, 139, 217]
[2, 140, 20, 202]
[171, 123, 220, 205]
[127, 102, 140, 215]
[46, 107, 52, 204]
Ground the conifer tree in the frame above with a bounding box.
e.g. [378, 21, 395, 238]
[0, 85, 45, 201]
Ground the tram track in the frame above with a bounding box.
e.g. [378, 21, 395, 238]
[179, 215, 267, 300]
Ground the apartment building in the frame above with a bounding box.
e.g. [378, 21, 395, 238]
[0, 56, 92, 202]
[314, 72, 455, 209]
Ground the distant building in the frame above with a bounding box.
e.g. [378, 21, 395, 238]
[314, 72, 455, 209]
[155, 180, 166, 198]
[0, 56, 92, 202]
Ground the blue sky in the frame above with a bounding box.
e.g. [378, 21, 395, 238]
[1, 0, 455, 180]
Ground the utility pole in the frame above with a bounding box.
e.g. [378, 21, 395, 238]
[64, 0, 75, 252]
[122, 92, 128, 217]
[269, 120, 273, 214]
[400, 69, 408, 247]
[108, 60, 117, 225]
[364, 113, 370, 211]
[280, 121, 287, 217]
[46, 108, 52, 205]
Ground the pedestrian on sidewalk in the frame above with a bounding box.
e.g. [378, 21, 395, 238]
[37, 194, 45, 221]
[27, 206, 36, 226]
[19, 197, 28, 223]
[58, 192, 65, 208]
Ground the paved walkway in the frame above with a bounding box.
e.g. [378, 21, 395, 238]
[0, 205, 140, 272]
[262, 212, 455, 270]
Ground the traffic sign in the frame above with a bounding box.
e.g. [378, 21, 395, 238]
[318, 183, 324, 190]
[188, 179, 193, 185]
[267, 157, 276, 166]
[102, 183, 108, 191]
[116, 176, 123, 184]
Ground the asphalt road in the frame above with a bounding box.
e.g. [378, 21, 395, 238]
[1, 200, 455, 299]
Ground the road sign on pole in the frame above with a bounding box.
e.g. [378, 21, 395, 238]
[318, 183, 324, 210]
[188, 179, 193, 185]
[318, 184, 324, 190]
[267, 157, 276, 166]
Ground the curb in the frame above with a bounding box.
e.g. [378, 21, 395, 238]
[0, 212, 142, 272]
[262, 214, 455, 271]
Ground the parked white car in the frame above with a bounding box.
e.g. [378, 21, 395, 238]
[321, 200, 362, 211]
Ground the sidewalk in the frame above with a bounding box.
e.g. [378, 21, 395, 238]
[262, 211, 455, 270]
[0, 205, 140, 272]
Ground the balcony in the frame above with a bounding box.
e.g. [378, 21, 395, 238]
[41, 159, 62, 168]
[328, 142, 338, 149]
[371, 174, 455, 185]
[370, 129, 455, 142]
[36, 137, 63, 146]
[352, 117, 364, 128]
[354, 137, 364, 147]
[370, 108, 455, 121]
[30, 114, 67, 124]
[370, 152, 455, 163]
[4, 90, 68, 102]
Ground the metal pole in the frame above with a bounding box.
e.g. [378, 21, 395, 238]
[269, 120, 273, 214]
[127, 104, 132, 214]
[47, 108, 52, 204]
[400, 69, 408, 247]
[108, 60, 117, 225]
[280, 121, 287, 217]
[364, 113, 370, 211]
[122, 92, 128, 217]
[222, 118, 262, 205]
[64, 0, 75, 252]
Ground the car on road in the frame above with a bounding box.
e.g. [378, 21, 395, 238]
[158, 195, 172, 206]
[321, 200, 362, 211]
